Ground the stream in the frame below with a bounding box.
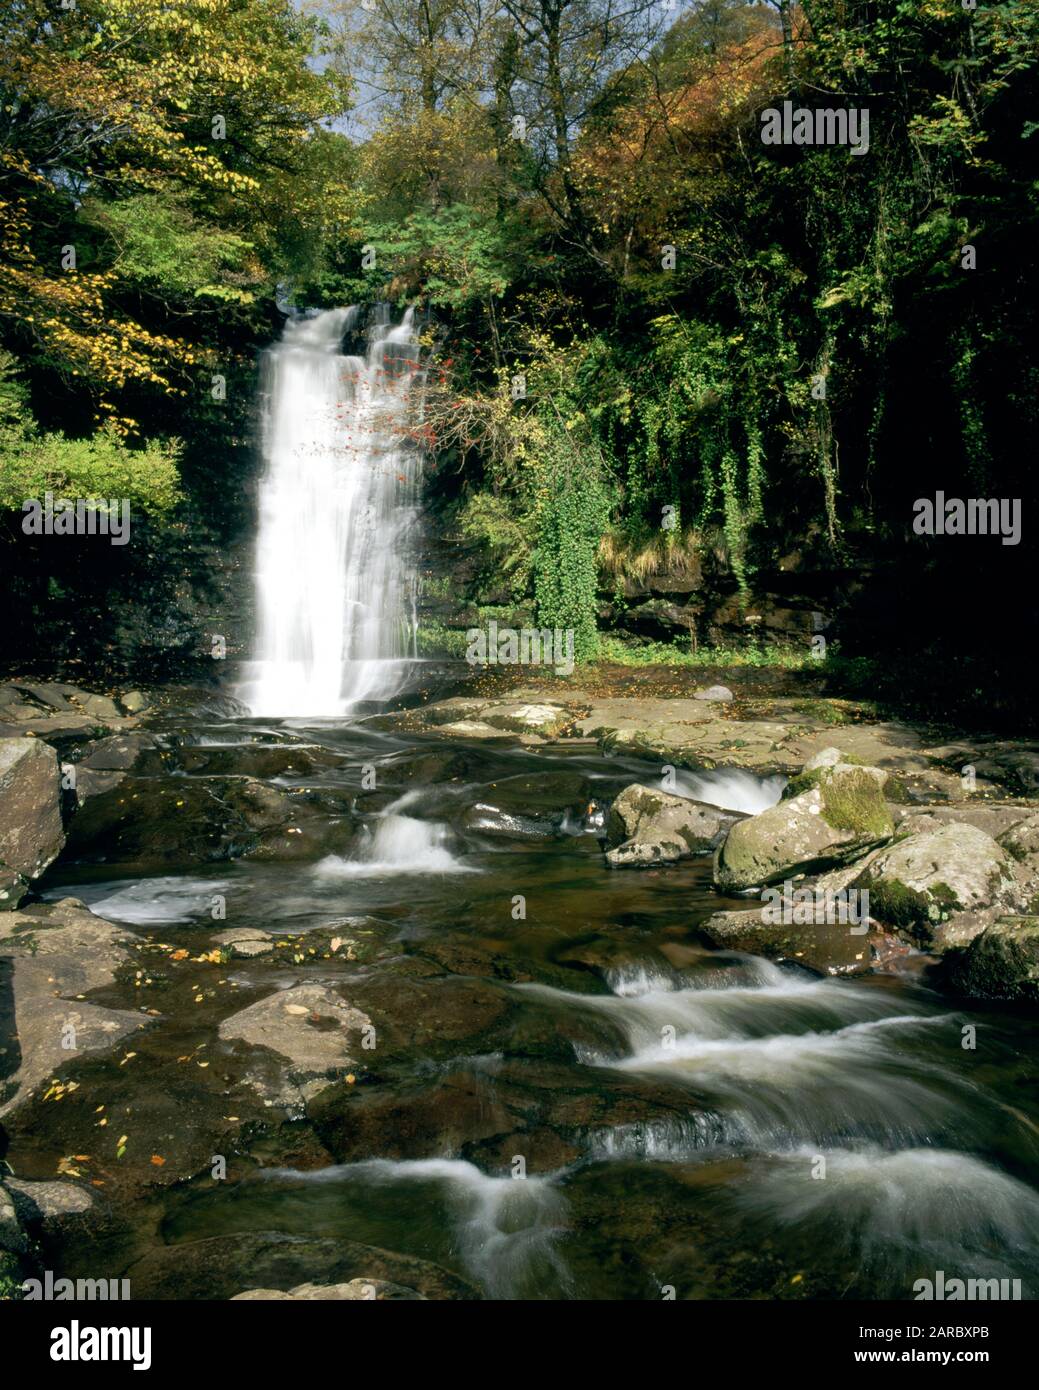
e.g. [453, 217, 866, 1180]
[26, 706, 1039, 1301]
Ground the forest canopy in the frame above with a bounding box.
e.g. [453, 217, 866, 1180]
[1, 0, 1037, 704]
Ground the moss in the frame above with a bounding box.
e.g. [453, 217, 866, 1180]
[929, 880, 964, 913]
[867, 877, 934, 929]
[782, 768, 825, 800]
[818, 769, 894, 839]
[882, 775, 913, 803]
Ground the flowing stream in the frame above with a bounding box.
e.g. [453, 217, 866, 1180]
[32, 719, 1039, 1300]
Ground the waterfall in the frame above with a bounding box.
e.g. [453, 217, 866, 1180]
[237, 305, 424, 717]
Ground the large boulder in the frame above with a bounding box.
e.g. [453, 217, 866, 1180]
[938, 918, 1039, 1003]
[0, 738, 65, 909]
[855, 821, 1015, 949]
[606, 783, 741, 868]
[713, 764, 894, 891]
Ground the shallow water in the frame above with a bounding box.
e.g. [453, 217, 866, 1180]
[33, 712, 1039, 1301]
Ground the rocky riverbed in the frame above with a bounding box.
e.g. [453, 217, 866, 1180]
[2, 668, 1039, 1300]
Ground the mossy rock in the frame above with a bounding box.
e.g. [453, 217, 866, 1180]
[857, 822, 1013, 948]
[938, 919, 1039, 1003]
[714, 768, 893, 892]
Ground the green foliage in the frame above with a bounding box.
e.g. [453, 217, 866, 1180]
[530, 421, 611, 660]
[366, 205, 516, 310]
[456, 489, 533, 601]
[83, 192, 260, 305]
[0, 351, 181, 514]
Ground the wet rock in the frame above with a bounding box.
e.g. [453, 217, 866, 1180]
[606, 783, 740, 868]
[217, 983, 373, 1110]
[232, 1278, 424, 1300]
[347, 968, 511, 1063]
[0, 737, 65, 909]
[62, 774, 356, 868]
[127, 1231, 479, 1300]
[78, 733, 158, 772]
[213, 928, 274, 958]
[937, 918, 1039, 1003]
[0, 899, 151, 1116]
[119, 690, 149, 714]
[310, 1070, 518, 1163]
[3, 1178, 94, 1231]
[855, 822, 1015, 949]
[699, 907, 874, 976]
[714, 764, 894, 891]
[460, 770, 592, 839]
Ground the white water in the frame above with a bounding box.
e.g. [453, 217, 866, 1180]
[314, 814, 477, 876]
[261, 1157, 570, 1298]
[667, 767, 787, 815]
[517, 959, 974, 1149]
[238, 306, 424, 717]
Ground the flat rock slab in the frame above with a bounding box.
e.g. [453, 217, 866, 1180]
[218, 983, 373, 1108]
[699, 908, 874, 976]
[0, 898, 151, 1116]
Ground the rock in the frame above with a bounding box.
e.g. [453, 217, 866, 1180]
[78, 733, 157, 772]
[126, 1231, 478, 1300]
[3, 1178, 94, 1226]
[62, 773, 356, 868]
[937, 918, 1039, 1003]
[217, 983, 373, 1110]
[698, 907, 874, 976]
[119, 690, 149, 714]
[460, 770, 592, 839]
[0, 1185, 26, 1254]
[897, 804, 1033, 842]
[0, 737, 65, 910]
[80, 694, 122, 720]
[714, 765, 894, 891]
[803, 746, 844, 772]
[606, 783, 740, 868]
[694, 685, 734, 702]
[999, 813, 1039, 869]
[231, 1278, 424, 1301]
[479, 703, 575, 736]
[856, 822, 1015, 949]
[0, 899, 151, 1116]
[213, 928, 274, 958]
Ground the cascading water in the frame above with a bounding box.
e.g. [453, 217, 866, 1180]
[237, 305, 424, 717]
